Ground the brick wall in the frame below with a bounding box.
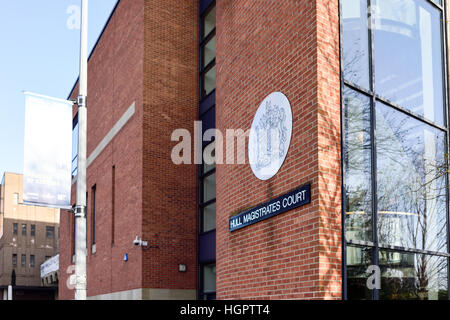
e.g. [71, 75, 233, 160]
[59, 0, 145, 300]
[59, 0, 199, 299]
[142, 0, 199, 291]
[215, 0, 341, 299]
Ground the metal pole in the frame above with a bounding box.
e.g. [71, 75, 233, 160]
[7, 285, 12, 300]
[75, 0, 88, 301]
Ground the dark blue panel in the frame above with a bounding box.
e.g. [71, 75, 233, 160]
[200, 106, 215, 148]
[73, 113, 78, 128]
[200, 90, 215, 116]
[200, 0, 215, 15]
[199, 230, 216, 263]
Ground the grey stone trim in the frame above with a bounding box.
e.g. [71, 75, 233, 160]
[72, 102, 136, 185]
[87, 288, 197, 300]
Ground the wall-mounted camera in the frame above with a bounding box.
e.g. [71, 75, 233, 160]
[133, 235, 148, 247]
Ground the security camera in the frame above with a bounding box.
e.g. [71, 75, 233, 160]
[133, 235, 148, 247]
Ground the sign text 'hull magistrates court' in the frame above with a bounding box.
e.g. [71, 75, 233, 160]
[229, 184, 311, 232]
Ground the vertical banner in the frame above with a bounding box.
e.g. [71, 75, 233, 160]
[23, 93, 73, 209]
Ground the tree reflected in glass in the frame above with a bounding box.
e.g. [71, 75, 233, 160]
[379, 251, 448, 300]
[343, 87, 373, 242]
[376, 102, 447, 254]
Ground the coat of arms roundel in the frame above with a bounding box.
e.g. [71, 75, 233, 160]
[249, 92, 293, 180]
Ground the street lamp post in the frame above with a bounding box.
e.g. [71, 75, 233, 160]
[74, 0, 88, 301]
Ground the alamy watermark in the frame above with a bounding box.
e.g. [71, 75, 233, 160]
[171, 122, 249, 165]
[171, 121, 288, 166]
[366, 265, 381, 290]
[66, 5, 80, 30]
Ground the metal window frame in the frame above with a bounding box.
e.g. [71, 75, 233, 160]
[200, 33, 216, 73]
[199, 153, 216, 235]
[199, 262, 217, 300]
[198, 0, 217, 301]
[91, 185, 97, 246]
[340, 0, 450, 300]
[199, 1, 216, 100]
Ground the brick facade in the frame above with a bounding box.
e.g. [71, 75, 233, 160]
[60, 0, 201, 300]
[60, 0, 342, 300]
[215, 0, 341, 299]
[141, 0, 199, 291]
[60, 0, 145, 300]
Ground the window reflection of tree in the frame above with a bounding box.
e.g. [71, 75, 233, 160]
[376, 106, 448, 300]
[344, 93, 449, 300]
[380, 251, 447, 300]
[376, 105, 447, 254]
[343, 89, 372, 242]
[342, 0, 370, 89]
[342, 0, 449, 300]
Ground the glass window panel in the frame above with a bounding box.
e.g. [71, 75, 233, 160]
[373, 0, 444, 125]
[13, 223, 18, 235]
[203, 142, 216, 174]
[31, 224, 35, 237]
[12, 254, 17, 267]
[203, 263, 216, 293]
[46, 226, 55, 239]
[203, 161, 216, 174]
[202, 35, 216, 69]
[202, 202, 216, 233]
[203, 173, 216, 203]
[342, 0, 371, 89]
[21, 254, 26, 268]
[376, 102, 447, 253]
[22, 224, 26, 236]
[346, 246, 373, 300]
[379, 250, 448, 300]
[30, 255, 35, 268]
[203, 6, 216, 39]
[202, 66, 216, 98]
[343, 87, 373, 242]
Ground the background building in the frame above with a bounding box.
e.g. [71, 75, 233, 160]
[59, 0, 450, 300]
[0, 173, 59, 300]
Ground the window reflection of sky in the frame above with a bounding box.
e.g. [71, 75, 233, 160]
[373, 0, 444, 125]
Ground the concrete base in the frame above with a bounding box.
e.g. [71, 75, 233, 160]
[87, 288, 197, 300]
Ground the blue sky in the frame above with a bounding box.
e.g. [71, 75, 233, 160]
[0, 0, 118, 178]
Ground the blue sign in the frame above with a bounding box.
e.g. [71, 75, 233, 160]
[229, 184, 311, 232]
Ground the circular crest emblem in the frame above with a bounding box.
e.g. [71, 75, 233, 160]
[248, 92, 292, 180]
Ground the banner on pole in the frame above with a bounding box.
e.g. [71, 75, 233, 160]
[23, 92, 73, 209]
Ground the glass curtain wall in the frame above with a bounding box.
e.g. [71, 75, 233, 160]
[341, 0, 449, 300]
[199, 0, 216, 300]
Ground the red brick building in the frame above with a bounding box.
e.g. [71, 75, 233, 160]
[59, 0, 450, 300]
